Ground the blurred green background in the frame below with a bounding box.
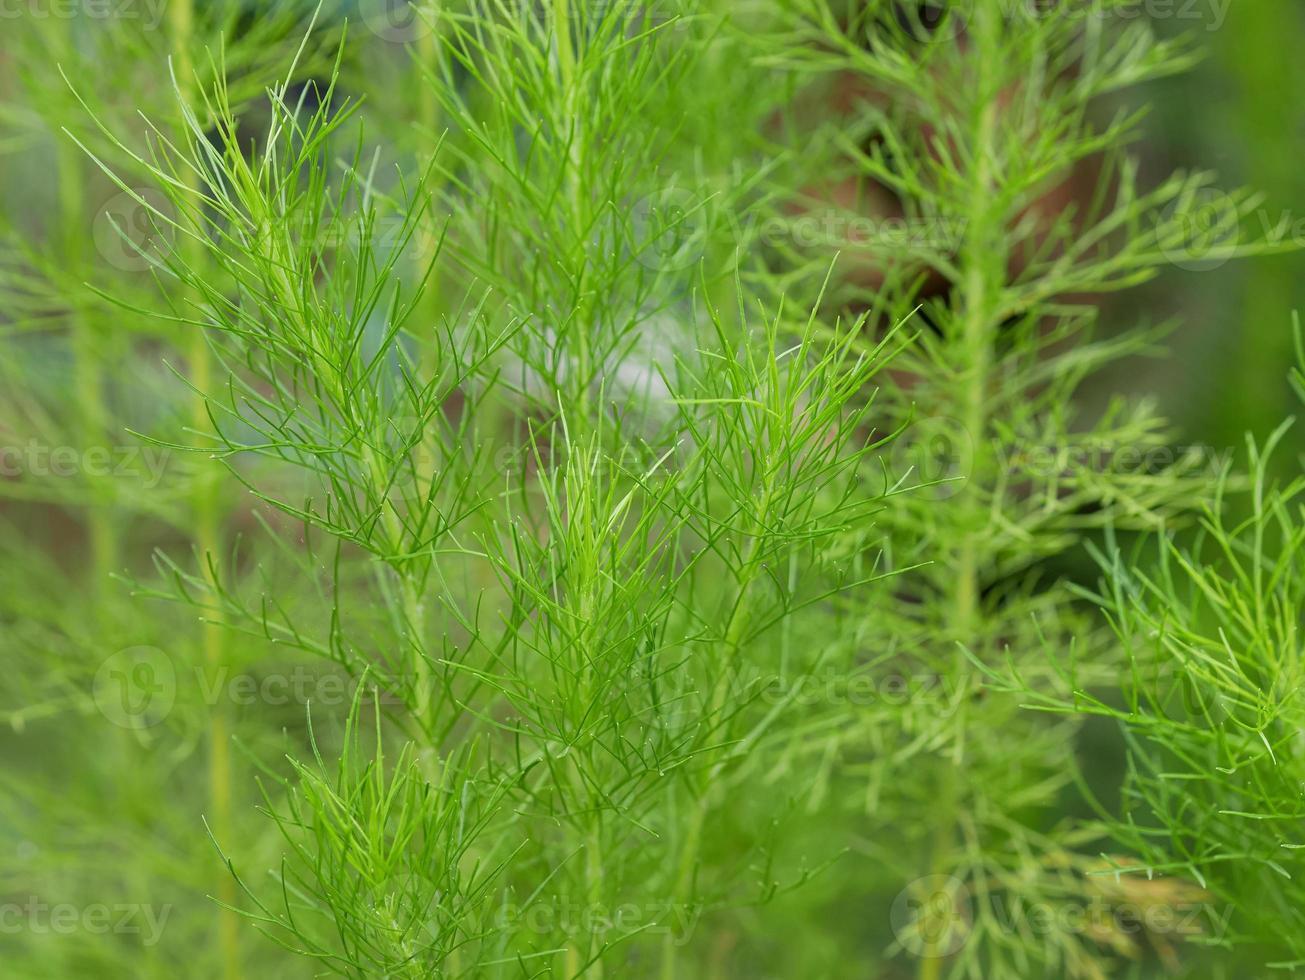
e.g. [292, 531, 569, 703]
[1, 4, 1303, 979]
[1138, 2, 1305, 452]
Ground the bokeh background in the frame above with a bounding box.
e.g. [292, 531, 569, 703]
[1, 2, 1303, 978]
[1132, 3, 1304, 452]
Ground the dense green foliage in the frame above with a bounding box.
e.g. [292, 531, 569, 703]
[0, 2, 1301, 979]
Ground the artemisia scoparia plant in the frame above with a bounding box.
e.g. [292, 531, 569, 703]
[0, 1, 1299, 979]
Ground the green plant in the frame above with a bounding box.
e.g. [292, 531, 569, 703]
[60, 5, 913, 976]
[992, 324, 1305, 974]
[0, 3, 1301, 979]
[0, 7, 323, 979]
[737, 3, 1290, 977]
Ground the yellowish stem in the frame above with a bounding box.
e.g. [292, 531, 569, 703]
[919, 11, 1003, 980]
[169, 4, 240, 977]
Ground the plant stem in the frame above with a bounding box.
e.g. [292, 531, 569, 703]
[552, 0, 594, 421]
[584, 816, 605, 979]
[549, 10, 605, 967]
[919, 11, 1004, 980]
[564, 750, 606, 980]
[661, 470, 777, 980]
[414, 16, 446, 390]
[168, 4, 239, 978]
[409, 16, 444, 743]
[258, 207, 435, 738]
[57, 20, 115, 588]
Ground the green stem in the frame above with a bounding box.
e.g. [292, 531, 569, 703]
[408, 19, 444, 742]
[563, 756, 606, 980]
[584, 817, 605, 979]
[552, 0, 593, 421]
[416, 20, 444, 355]
[365, 440, 434, 734]
[661, 473, 777, 980]
[919, 12, 1004, 980]
[58, 20, 115, 588]
[263, 226, 435, 737]
[547, 13, 605, 963]
[169, 5, 239, 978]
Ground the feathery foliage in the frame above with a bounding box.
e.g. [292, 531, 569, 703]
[0, 2, 1301, 979]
